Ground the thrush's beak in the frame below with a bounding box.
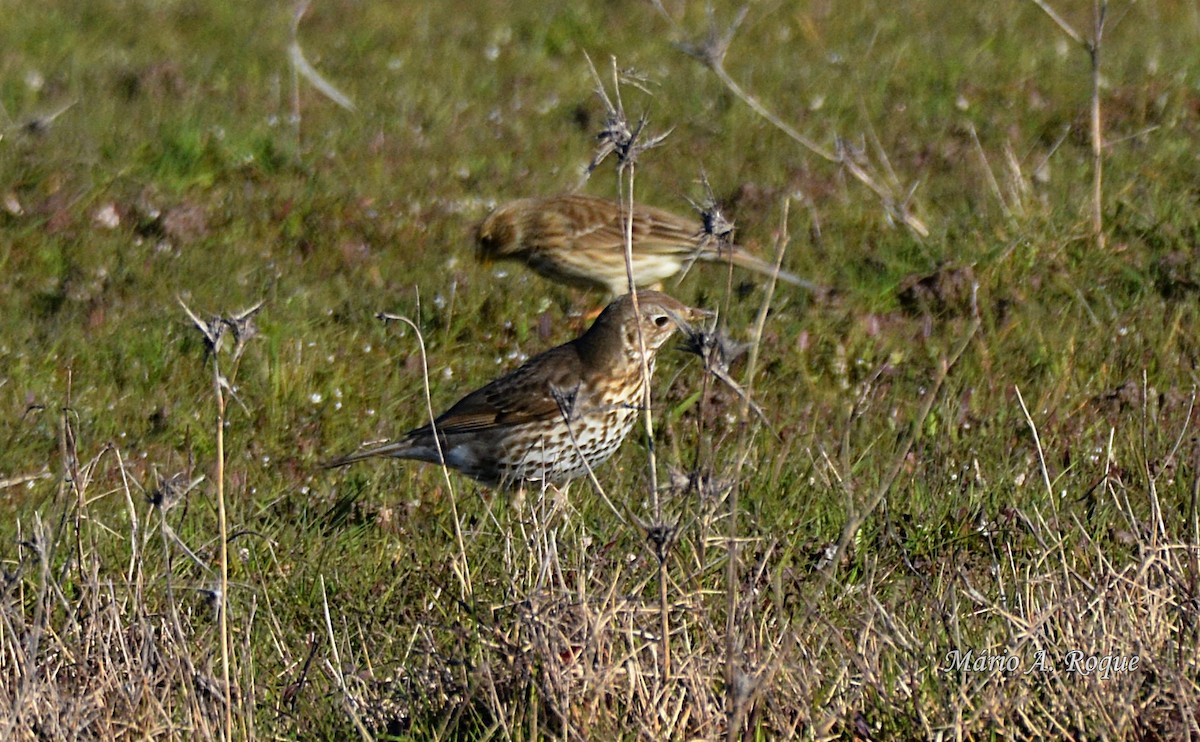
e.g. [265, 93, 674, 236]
[670, 305, 715, 333]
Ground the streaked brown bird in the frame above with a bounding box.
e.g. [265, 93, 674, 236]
[476, 194, 820, 296]
[326, 291, 707, 489]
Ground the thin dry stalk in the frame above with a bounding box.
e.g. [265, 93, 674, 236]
[289, 0, 356, 145]
[584, 51, 674, 682]
[721, 197, 792, 740]
[968, 122, 1014, 223]
[740, 198, 792, 421]
[1028, 0, 1108, 248]
[59, 370, 86, 591]
[618, 172, 676, 682]
[179, 297, 264, 740]
[376, 309, 474, 602]
[552, 388, 630, 524]
[1089, 0, 1107, 249]
[1015, 385, 1056, 504]
[667, 7, 930, 238]
[213, 348, 232, 741]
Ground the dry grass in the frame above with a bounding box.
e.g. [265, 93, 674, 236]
[5, 450, 1198, 738]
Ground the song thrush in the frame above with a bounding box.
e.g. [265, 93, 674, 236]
[476, 194, 819, 296]
[326, 291, 707, 489]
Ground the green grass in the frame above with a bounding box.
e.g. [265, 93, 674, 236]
[3, 0, 1200, 738]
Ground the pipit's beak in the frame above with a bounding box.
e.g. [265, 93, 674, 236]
[475, 238, 493, 264]
[474, 218, 499, 265]
[474, 238, 493, 265]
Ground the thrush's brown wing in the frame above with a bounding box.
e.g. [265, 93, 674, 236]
[324, 345, 588, 469]
[404, 344, 586, 440]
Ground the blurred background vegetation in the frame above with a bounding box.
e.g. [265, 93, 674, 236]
[2, 0, 1199, 737]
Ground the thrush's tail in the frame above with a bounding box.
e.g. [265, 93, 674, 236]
[323, 438, 417, 469]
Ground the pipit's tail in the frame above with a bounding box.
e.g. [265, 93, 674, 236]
[720, 249, 826, 294]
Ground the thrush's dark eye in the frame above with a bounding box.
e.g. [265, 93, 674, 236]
[654, 315, 670, 328]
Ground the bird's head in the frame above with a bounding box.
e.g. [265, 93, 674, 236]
[475, 203, 523, 263]
[590, 290, 712, 359]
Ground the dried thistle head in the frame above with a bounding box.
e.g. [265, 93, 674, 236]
[697, 202, 736, 248]
[666, 465, 735, 504]
[223, 300, 265, 362]
[645, 521, 676, 555]
[686, 174, 737, 253]
[149, 472, 204, 511]
[677, 324, 770, 425]
[178, 297, 264, 362]
[583, 53, 672, 174]
[676, 5, 748, 71]
[180, 305, 226, 356]
[677, 324, 748, 378]
[834, 135, 869, 168]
